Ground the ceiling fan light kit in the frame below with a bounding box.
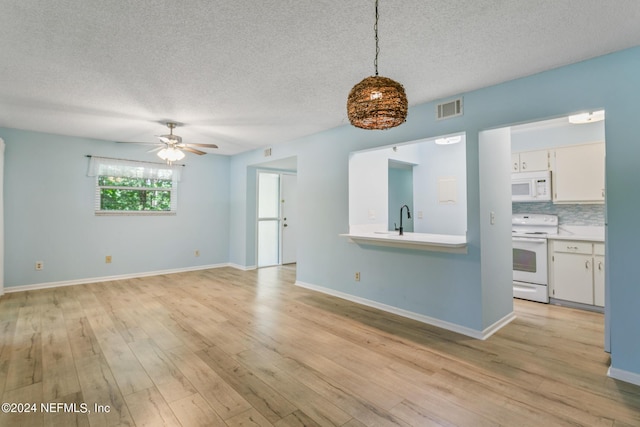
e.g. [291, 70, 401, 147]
[347, 0, 408, 130]
[156, 122, 185, 163]
[157, 146, 186, 162]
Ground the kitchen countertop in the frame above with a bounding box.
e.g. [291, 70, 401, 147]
[547, 225, 605, 243]
[340, 231, 467, 254]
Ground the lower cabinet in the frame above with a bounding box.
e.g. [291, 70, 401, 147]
[550, 240, 605, 307]
[594, 244, 605, 306]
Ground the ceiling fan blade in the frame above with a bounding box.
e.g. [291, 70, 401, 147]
[117, 141, 161, 145]
[147, 146, 164, 153]
[182, 147, 207, 155]
[185, 143, 219, 149]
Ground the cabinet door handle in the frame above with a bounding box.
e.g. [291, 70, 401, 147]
[585, 260, 591, 270]
[598, 261, 603, 271]
[522, 162, 527, 170]
[514, 162, 519, 171]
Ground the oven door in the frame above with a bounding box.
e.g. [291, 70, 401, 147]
[512, 237, 548, 285]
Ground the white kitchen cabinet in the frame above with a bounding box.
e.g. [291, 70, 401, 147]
[550, 240, 605, 307]
[552, 142, 605, 203]
[512, 149, 549, 172]
[594, 244, 605, 307]
[551, 241, 594, 304]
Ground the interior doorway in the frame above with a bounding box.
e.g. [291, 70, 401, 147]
[479, 111, 608, 350]
[257, 171, 298, 267]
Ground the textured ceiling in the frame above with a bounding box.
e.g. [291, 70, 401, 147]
[1, 0, 639, 155]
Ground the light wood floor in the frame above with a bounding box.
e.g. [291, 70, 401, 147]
[1, 266, 639, 426]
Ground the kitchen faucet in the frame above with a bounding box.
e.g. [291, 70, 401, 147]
[399, 204, 411, 235]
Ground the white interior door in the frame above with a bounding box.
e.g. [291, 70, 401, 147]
[281, 173, 297, 264]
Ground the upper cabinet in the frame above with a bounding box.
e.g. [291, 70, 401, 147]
[552, 142, 605, 204]
[511, 149, 549, 172]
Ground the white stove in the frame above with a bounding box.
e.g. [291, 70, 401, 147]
[512, 214, 558, 302]
[512, 213, 559, 236]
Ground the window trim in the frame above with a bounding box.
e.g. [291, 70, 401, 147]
[87, 156, 182, 216]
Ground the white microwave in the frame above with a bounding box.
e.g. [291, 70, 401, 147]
[512, 171, 552, 202]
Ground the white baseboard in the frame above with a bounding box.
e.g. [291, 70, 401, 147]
[295, 280, 515, 340]
[3, 263, 234, 294]
[608, 366, 640, 387]
[483, 311, 517, 339]
[227, 263, 257, 271]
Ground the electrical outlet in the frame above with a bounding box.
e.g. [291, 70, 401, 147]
[105, 255, 112, 264]
[355, 272, 361, 281]
[35, 261, 43, 271]
[195, 250, 200, 257]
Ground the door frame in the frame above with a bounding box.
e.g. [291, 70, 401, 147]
[256, 169, 297, 268]
[280, 172, 297, 265]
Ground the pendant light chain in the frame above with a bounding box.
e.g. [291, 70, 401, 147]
[374, 0, 379, 76]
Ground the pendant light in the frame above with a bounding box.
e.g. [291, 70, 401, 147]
[347, 0, 408, 130]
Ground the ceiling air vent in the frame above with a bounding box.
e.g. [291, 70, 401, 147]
[436, 98, 463, 120]
[264, 147, 272, 157]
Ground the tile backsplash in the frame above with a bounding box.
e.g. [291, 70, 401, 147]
[512, 202, 605, 226]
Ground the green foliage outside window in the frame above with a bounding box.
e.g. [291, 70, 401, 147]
[98, 176, 173, 211]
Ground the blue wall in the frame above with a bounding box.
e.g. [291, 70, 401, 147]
[227, 46, 640, 379]
[3, 47, 640, 381]
[2, 128, 230, 286]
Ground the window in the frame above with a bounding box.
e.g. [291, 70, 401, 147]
[87, 156, 182, 215]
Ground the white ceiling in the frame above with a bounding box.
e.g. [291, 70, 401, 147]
[1, 1, 639, 156]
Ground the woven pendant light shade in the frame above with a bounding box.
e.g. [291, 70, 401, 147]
[346, 0, 408, 130]
[347, 75, 408, 130]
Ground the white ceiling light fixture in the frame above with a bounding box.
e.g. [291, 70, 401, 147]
[346, 0, 408, 130]
[568, 110, 605, 124]
[435, 135, 462, 145]
[157, 146, 185, 162]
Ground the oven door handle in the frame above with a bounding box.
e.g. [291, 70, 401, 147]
[512, 237, 547, 243]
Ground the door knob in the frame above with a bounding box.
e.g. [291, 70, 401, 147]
[283, 224, 288, 227]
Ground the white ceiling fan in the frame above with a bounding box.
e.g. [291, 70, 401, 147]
[119, 122, 218, 163]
